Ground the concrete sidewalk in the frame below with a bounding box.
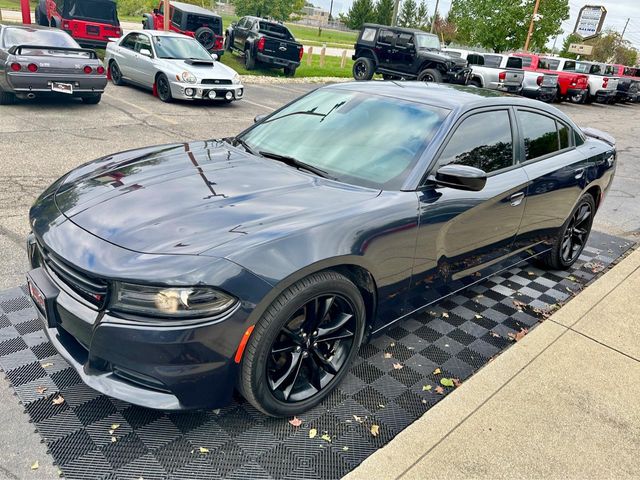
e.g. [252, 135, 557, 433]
[346, 247, 640, 480]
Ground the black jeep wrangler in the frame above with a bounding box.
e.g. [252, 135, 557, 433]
[352, 24, 470, 83]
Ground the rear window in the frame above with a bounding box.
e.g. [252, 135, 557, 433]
[186, 14, 222, 34]
[63, 0, 118, 25]
[258, 22, 293, 41]
[542, 57, 560, 70]
[2, 27, 79, 49]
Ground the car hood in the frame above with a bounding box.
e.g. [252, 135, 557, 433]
[53, 142, 380, 255]
[419, 50, 467, 67]
[160, 58, 238, 80]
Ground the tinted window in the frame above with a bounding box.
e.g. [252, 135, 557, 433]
[467, 54, 484, 66]
[121, 33, 138, 50]
[574, 129, 585, 146]
[172, 8, 182, 27]
[558, 122, 570, 149]
[484, 55, 502, 67]
[542, 57, 560, 70]
[438, 110, 514, 173]
[506, 57, 522, 69]
[377, 29, 393, 45]
[395, 33, 413, 48]
[562, 60, 576, 71]
[518, 111, 559, 160]
[520, 56, 532, 67]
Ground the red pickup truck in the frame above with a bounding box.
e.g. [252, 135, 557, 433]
[514, 53, 589, 103]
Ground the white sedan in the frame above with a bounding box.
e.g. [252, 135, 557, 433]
[105, 29, 243, 103]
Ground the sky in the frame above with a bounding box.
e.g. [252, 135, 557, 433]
[311, 0, 640, 50]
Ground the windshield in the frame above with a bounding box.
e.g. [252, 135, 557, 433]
[237, 89, 449, 190]
[2, 28, 79, 49]
[415, 34, 440, 49]
[153, 36, 211, 60]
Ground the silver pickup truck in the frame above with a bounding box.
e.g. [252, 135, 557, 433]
[443, 49, 524, 93]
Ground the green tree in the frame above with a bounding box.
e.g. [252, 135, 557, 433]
[232, 0, 305, 21]
[397, 0, 418, 28]
[416, 1, 429, 29]
[341, 0, 376, 30]
[560, 33, 582, 59]
[449, 0, 569, 52]
[376, 0, 395, 25]
[586, 30, 638, 65]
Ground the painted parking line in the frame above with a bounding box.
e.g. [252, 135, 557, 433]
[240, 98, 277, 111]
[104, 93, 179, 125]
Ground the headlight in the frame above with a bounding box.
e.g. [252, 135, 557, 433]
[111, 282, 237, 319]
[180, 71, 197, 84]
[232, 73, 241, 85]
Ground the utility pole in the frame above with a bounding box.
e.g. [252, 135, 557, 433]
[430, 0, 440, 34]
[392, 0, 401, 26]
[329, 0, 334, 22]
[621, 17, 630, 39]
[163, 0, 170, 31]
[524, 0, 541, 52]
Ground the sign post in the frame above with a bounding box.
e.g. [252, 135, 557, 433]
[163, 0, 170, 31]
[574, 5, 607, 39]
[21, 0, 31, 24]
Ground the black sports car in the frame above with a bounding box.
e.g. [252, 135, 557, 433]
[0, 24, 107, 104]
[26, 82, 616, 416]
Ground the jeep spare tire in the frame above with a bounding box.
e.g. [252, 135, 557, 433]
[353, 57, 374, 81]
[195, 27, 216, 50]
[417, 68, 443, 83]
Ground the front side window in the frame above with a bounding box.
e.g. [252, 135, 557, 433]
[395, 33, 413, 49]
[238, 89, 449, 190]
[121, 33, 138, 50]
[518, 111, 560, 160]
[437, 110, 514, 173]
[467, 53, 484, 66]
[135, 34, 153, 55]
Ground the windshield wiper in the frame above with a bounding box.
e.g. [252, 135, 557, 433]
[259, 151, 332, 179]
[232, 137, 257, 155]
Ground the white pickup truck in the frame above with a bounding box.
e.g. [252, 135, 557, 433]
[443, 49, 524, 93]
[553, 58, 619, 103]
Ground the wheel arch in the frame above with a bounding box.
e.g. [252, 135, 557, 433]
[354, 47, 378, 66]
[585, 184, 602, 210]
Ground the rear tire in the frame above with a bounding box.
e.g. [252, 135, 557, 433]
[536, 193, 595, 270]
[244, 48, 255, 70]
[239, 271, 366, 417]
[0, 86, 16, 105]
[352, 57, 374, 81]
[109, 61, 124, 86]
[81, 94, 102, 105]
[284, 65, 297, 77]
[417, 68, 443, 83]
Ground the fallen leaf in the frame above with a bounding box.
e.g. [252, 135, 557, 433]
[111, 424, 120, 431]
[352, 415, 363, 423]
[212, 409, 220, 415]
[389, 342, 396, 347]
[41, 362, 54, 368]
[508, 328, 529, 342]
[527, 271, 535, 276]
[52, 395, 64, 406]
[474, 314, 483, 319]
[309, 428, 317, 439]
[342, 446, 349, 451]
[435, 386, 445, 395]
[31, 461, 39, 470]
[452, 378, 462, 387]
[383, 352, 392, 359]
[378, 404, 385, 408]
[370, 424, 380, 437]
[440, 378, 455, 388]
[442, 312, 449, 318]
[58, 470, 63, 478]
[111, 436, 117, 443]
[421, 399, 427, 404]
[422, 384, 432, 391]
[321, 434, 331, 442]
[35, 386, 47, 395]
[288, 416, 303, 427]
[567, 275, 577, 282]
[432, 368, 441, 375]
[489, 331, 501, 338]
[392, 363, 403, 370]
[199, 447, 209, 454]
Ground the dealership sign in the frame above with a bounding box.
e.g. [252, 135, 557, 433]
[568, 43, 594, 55]
[574, 5, 607, 39]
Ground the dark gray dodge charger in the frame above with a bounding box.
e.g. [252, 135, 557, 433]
[26, 82, 616, 416]
[0, 24, 107, 104]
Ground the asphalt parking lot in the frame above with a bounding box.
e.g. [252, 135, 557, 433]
[0, 82, 639, 478]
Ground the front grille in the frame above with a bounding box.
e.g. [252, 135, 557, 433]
[37, 243, 107, 308]
[201, 79, 232, 85]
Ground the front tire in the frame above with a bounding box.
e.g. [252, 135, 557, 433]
[239, 271, 366, 417]
[156, 74, 172, 102]
[537, 193, 595, 270]
[352, 57, 374, 81]
[417, 68, 443, 83]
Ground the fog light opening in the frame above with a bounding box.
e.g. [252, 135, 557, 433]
[185, 88, 195, 97]
[225, 91, 233, 100]
[208, 90, 217, 100]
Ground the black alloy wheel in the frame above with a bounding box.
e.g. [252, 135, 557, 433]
[352, 57, 374, 81]
[537, 193, 595, 270]
[156, 74, 172, 102]
[267, 294, 357, 402]
[239, 271, 366, 417]
[417, 68, 443, 83]
[109, 61, 124, 86]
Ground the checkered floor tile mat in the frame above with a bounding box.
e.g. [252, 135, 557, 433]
[0, 231, 634, 480]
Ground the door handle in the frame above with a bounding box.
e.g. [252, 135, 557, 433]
[510, 192, 525, 207]
[574, 168, 586, 179]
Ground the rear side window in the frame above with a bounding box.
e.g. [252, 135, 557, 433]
[484, 55, 502, 67]
[438, 110, 514, 173]
[518, 111, 560, 160]
[377, 29, 393, 45]
[467, 53, 484, 66]
[361, 27, 376, 42]
[558, 122, 570, 149]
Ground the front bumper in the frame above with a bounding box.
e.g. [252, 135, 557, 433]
[25, 225, 270, 410]
[170, 80, 244, 101]
[444, 67, 471, 85]
[7, 72, 107, 96]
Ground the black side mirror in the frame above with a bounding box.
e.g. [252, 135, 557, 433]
[254, 114, 267, 123]
[153, 8, 159, 14]
[431, 164, 487, 191]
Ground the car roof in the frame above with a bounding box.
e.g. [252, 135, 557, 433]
[361, 23, 438, 36]
[171, 1, 220, 17]
[325, 81, 574, 120]
[127, 29, 193, 39]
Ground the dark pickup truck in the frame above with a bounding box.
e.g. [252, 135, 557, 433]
[225, 17, 303, 76]
[352, 24, 470, 83]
